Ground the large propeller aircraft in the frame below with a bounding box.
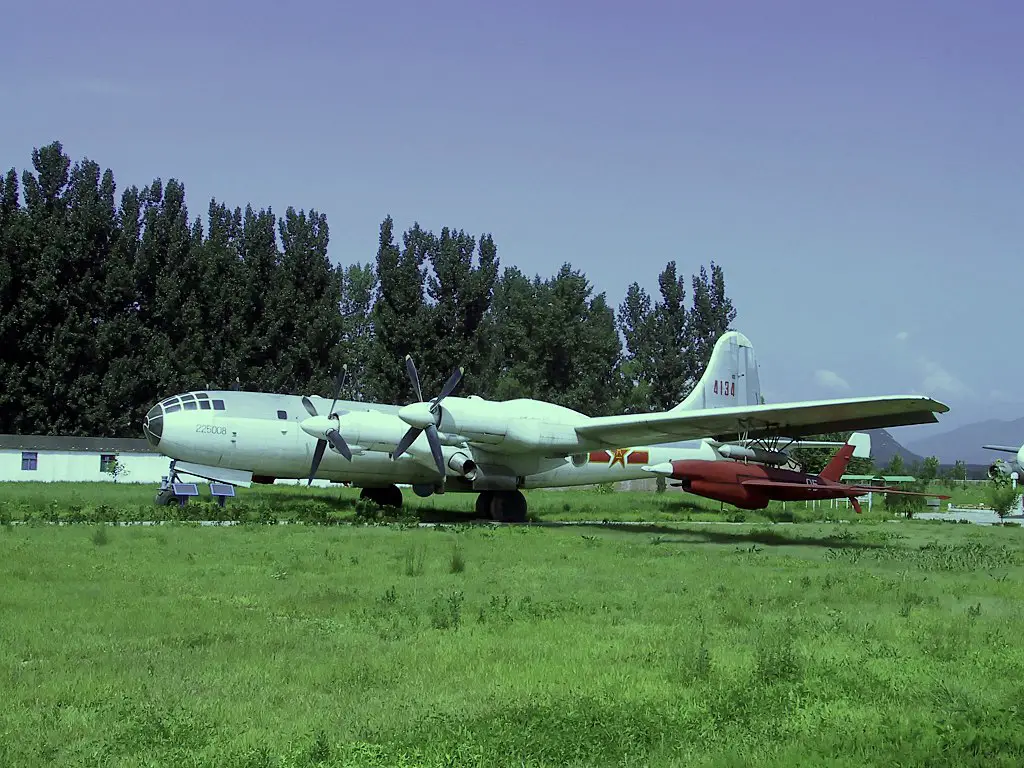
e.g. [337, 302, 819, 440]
[142, 331, 950, 521]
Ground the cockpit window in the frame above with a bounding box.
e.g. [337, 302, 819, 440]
[184, 401, 198, 411]
[181, 394, 196, 403]
[212, 399, 225, 410]
[199, 401, 211, 410]
[165, 404, 181, 413]
[195, 392, 209, 399]
[161, 397, 180, 407]
[277, 410, 287, 420]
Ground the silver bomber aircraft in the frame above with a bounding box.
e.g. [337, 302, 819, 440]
[142, 331, 949, 521]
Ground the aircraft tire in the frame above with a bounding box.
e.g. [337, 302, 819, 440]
[475, 491, 493, 519]
[360, 485, 404, 509]
[380, 484, 403, 509]
[489, 490, 527, 523]
[154, 489, 176, 506]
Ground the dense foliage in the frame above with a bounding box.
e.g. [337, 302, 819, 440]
[1, 142, 737, 436]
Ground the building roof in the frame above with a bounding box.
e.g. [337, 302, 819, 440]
[0, 434, 156, 454]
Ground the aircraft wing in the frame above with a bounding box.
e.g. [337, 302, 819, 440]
[739, 479, 861, 493]
[575, 395, 948, 447]
[738, 479, 949, 500]
[983, 445, 1021, 454]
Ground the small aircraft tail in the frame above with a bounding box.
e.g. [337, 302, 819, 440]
[818, 432, 871, 483]
[672, 331, 762, 412]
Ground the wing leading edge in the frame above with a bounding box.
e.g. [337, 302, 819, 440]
[575, 395, 948, 447]
[738, 479, 950, 499]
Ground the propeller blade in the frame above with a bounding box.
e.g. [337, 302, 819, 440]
[325, 428, 352, 461]
[393, 425, 422, 461]
[301, 396, 318, 418]
[425, 423, 446, 478]
[405, 355, 423, 402]
[328, 364, 348, 415]
[434, 366, 464, 405]
[308, 439, 327, 485]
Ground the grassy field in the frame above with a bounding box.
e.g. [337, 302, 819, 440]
[3, 488, 1024, 766]
[0, 479, 994, 527]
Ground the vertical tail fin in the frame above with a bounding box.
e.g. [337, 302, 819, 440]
[818, 432, 871, 482]
[672, 331, 762, 412]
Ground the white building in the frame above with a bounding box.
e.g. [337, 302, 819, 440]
[0, 434, 334, 487]
[0, 434, 169, 484]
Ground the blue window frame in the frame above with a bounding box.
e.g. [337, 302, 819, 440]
[21, 452, 38, 471]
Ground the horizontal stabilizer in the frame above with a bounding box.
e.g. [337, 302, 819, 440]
[983, 445, 1021, 454]
[576, 395, 948, 448]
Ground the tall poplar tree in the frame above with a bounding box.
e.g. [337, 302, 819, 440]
[366, 217, 430, 403]
[0, 168, 28, 433]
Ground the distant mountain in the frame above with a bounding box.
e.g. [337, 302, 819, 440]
[864, 428, 924, 468]
[903, 417, 1024, 464]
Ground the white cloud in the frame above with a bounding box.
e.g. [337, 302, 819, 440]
[895, 331, 909, 342]
[919, 358, 969, 397]
[989, 389, 1022, 404]
[813, 369, 850, 392]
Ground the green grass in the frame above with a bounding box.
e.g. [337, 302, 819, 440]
[2, 513, 1024, 766]
[0, 479, 989, 527]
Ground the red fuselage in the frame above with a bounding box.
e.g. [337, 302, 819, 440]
[666, 459, 862, 510]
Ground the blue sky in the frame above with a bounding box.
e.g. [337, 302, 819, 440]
[3, 0, 1021, 441]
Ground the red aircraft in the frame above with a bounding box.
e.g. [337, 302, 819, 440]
[643, 440, 949, 513]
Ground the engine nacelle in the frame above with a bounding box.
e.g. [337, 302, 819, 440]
[433, 399, 583, 452]
[686, 479, 770, 510]
[989, 460, 1014, 479]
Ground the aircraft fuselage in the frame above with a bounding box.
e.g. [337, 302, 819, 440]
[142, 389, 719, 490]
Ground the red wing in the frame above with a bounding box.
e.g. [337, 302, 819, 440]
[847, 486, 950, 500]
[739, 480, 949, 500]
[739, 480, 849, 491]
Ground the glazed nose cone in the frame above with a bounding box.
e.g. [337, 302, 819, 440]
[143, 403, 163, 448]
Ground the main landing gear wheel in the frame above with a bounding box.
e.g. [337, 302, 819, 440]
[477, 490, 528, 523]
[155, 488, 176, 506]
[360, 484, 403, 509]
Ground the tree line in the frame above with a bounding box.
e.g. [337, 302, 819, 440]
[0, 141, 737, 438]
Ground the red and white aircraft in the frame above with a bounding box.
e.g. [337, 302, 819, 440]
[643, 433, 950, 513]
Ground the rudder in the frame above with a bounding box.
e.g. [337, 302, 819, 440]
[672, 331, 762, 411]
[818, 433, 870, 482]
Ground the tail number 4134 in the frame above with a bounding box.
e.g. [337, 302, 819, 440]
[713, 380, 735, 396]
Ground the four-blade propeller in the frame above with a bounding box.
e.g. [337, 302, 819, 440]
[392, 355, 463, 477]
[301, 365, 352, 486]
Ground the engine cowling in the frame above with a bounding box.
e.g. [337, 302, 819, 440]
[989, 460, 1014, 479]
